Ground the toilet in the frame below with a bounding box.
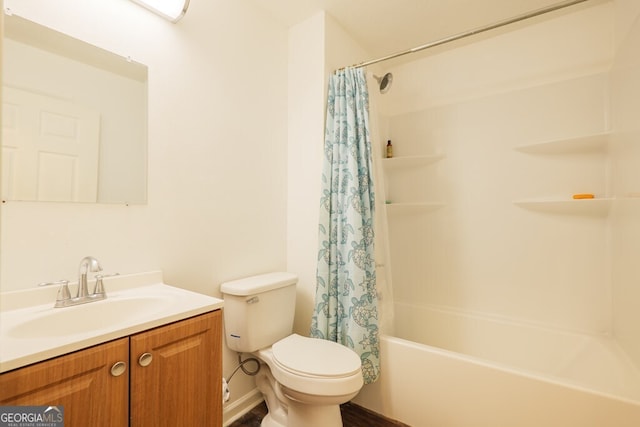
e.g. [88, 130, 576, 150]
[221, 272, 363, 427]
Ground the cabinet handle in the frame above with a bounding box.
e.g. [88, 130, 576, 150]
[111, 361, 127, 377]
[138, 352, 153, 367]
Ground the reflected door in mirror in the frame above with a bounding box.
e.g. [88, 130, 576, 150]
[2, 86, 100, 202]
[3, 13, 148, 204]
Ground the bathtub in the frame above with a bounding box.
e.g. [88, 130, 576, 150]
[353, 302, 640, 427]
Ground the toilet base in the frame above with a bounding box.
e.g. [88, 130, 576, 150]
[287, 400, 343, 427]
[255, 368, 287, 427]
[259, 405, 342, 427]
[254, 361, 355, 427]
[260, 413, 285, 427]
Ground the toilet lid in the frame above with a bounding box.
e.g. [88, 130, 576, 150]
[272, 334, 362, 378]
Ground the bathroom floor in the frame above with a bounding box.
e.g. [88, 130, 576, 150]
[228, 401, 409, 426]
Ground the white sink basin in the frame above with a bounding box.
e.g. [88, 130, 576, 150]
[7, 296, 172, 339]
[0, 271, 224, 373]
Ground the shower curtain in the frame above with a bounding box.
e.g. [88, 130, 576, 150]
[310, 67, 380, 384]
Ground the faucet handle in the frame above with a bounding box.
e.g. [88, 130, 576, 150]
[39, 280, 71, 306]
[93, 273, 119, 295]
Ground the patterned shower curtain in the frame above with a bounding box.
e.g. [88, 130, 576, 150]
[310, 67, 380, 384]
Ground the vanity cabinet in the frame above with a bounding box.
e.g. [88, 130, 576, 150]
[0, 337, 129, 426]
[130, 310, 222, 426]
[0, 310, 222, 427]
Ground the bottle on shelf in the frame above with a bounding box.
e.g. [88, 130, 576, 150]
[386, 140, 393, 158]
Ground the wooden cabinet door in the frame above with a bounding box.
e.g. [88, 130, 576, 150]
[0, 338, 129, 427]
[129, 311, 222, 427]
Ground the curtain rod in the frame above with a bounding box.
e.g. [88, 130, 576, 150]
[338, 0, 590, 71]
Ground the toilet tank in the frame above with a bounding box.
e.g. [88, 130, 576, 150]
[220, 272, 298, 353]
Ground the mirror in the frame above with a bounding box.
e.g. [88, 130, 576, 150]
[2, 13, 148, 204]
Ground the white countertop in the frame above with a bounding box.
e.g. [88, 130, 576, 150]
[0, 271, 223, 373]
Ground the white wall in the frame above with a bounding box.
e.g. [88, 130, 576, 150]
[0, 0, 288, 420]
[610, 0, 640, 368]
[286, 12, 325, 336]
[286, 11, 370, 335]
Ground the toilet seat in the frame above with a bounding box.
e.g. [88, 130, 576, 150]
[272, 334, 362, 379]
[257, 334, 364, 398]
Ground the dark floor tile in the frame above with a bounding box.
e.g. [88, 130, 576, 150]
[341, 402, 409, 427]
[228, 402, 268, 427]
[228, 401, 409, 427]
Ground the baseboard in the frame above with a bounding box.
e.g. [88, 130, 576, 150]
[223, 387, 264, 426]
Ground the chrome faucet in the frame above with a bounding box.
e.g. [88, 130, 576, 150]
[77, 256, 102, 298]
[39, 256, 117, 308]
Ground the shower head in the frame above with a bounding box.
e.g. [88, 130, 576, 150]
[373, 72, 393, 94]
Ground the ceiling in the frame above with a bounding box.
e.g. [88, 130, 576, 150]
[248, 0, 594, 66]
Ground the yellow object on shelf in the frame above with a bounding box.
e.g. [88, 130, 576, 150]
[572, 193, 595, 199]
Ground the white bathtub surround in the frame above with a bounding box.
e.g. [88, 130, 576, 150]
[610, 0, 640, 376]
[352, 1, 640, 425]
[379, 69, 612, 332]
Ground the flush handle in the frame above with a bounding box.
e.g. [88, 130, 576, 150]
[138, 352, 153, 367]
[110, 361, 127, 377]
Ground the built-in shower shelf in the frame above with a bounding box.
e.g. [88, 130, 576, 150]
[513, 198, 614, 216]
[514, 131, 611, 154]
[385, 202, 445, 215]
[382, 154, 444, 170]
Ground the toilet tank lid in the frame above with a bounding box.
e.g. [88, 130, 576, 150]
[220, 272, 298, 296]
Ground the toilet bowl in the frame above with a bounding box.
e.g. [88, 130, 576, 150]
[220, 272, 364, 427]
[254, 334, 363, 427]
